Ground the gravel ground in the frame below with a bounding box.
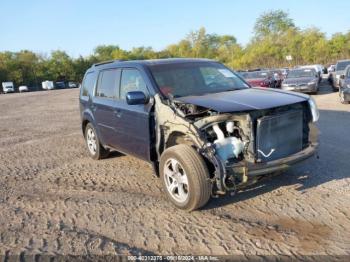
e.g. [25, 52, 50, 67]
[0, 81, 349, 258]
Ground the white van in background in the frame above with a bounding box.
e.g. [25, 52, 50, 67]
[19, 86, 29, 92]
[42, 81, 54, 90]
[2, 82, 15, 93]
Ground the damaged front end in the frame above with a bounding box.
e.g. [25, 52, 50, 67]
[154, 94, 319, 196]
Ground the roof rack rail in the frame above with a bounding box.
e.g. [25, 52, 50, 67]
[93, 60, 124, 67]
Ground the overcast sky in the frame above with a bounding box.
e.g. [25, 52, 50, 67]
[0, 0, 349, 57]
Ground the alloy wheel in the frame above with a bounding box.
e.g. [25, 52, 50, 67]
[86, 128, 97, 155]
[163, 158, 189, 203]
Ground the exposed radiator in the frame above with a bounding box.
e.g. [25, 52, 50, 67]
[256, 110, 303, 162]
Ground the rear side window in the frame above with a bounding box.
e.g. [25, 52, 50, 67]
[81, 72, 96, 97]
[120, 69, 148, 99]
[96, 69, 120, 99]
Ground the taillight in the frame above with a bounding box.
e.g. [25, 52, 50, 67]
[260, 81, 269, 87]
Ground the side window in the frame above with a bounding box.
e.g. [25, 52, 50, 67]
[81, 72, 96, 97]
[120, 69, 148, 100]
[96, 69, 120, 99]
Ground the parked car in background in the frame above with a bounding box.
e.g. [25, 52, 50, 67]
[42, 81, 54, 90]
[19, 86, 29, 92]
[68, 81, 77, 88]
[280, 68, 289, 79]
[328, 64, 335, 73]
[240, 70, 276, 88]
[330, 59, 350, 91]
[268, 69, 283, 87]
[299, 65, 323, 83]
[339, 65, 350, 104]
[55, 81, 66, 89]
[2, 82, 15, 93]
[80, 58, 319, 211]
[281, 68, 319, 94]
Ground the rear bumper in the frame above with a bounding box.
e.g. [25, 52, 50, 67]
[233, 143, 318, 176]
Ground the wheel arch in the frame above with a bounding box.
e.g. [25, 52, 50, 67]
[81, 110, 95, 137]
[165, 131, 195, 148]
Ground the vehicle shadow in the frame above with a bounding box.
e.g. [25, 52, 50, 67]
[107, 151, 125, 158]
[204, 109, 350, 210]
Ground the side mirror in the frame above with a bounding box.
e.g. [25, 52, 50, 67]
[315, 74, 319, 78]
[340, 74, 345, 79]
[126, 91, 148, 105]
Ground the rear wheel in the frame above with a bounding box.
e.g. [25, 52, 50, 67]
[85, 123, 109, 160]
[160, 145, 211, 211]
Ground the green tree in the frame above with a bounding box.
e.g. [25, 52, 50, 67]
[45, 50, 75, 81]
[254, 10, 296, 39]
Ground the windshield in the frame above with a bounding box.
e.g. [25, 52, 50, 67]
[287, 69, 316, 78]
[240, 71, 270, 79]
[149, 62, 249, 98]
[336, 61, 350, 71]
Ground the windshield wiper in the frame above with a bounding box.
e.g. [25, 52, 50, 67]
[218, 88, 240, 92]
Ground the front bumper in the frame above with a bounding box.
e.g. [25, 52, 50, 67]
[282, 84, 317, 93]
[228, 142, 318, 177]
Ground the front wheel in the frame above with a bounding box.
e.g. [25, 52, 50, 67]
[160, 145, 211, 211]
[85, 123, 109, 160]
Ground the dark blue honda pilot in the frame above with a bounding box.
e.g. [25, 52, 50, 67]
[80, 58, 319, 211]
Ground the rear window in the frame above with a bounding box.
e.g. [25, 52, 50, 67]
[336, 61, 350, 71]
[241, 71, 270, 79]
[81, 72, 96, 97]
[96, 69, 120, 99]
[287, 69, 316, 78]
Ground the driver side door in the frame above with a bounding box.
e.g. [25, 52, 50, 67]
[110, 68, 153, 161]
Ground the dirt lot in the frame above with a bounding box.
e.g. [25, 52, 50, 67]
[0, 82, 349, 258]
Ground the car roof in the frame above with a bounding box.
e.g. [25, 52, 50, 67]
[299, 65, 321, 69]
[336, 59, 350, 63]
[289, 67, 316, 72]
[89, 58, 216, 71]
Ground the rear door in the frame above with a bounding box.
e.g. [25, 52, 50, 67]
[92, 68, 120, 147]
[111, 68, 153, 161]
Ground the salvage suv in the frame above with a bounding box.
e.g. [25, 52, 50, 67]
[79, 59, 319, 211]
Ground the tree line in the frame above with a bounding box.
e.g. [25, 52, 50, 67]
[0, 10, 349, 87]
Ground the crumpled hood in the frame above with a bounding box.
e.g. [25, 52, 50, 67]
[283, 77, 315, 85]
[176, 88, 309, 113]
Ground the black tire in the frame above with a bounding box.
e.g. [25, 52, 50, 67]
[160, 145, 211, 211]
[85, 123, 109, 160]
[311, 87, 318, 95]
